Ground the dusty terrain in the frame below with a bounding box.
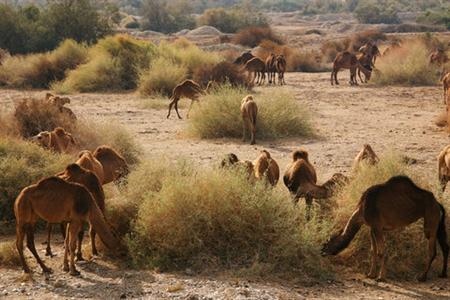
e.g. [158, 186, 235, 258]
[0, 72, 449, 299]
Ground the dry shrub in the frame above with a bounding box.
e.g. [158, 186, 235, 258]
[232, 27, 284, 48]
[373, 39, 440, 85]
[54, 35, 156, 93]
[12, 98, 75, 138]
[321, 30, 386, 62]
[0, 40, 87, 88]
[329, 153, 449, 279]
[187, 85, 313, 139]
[0, 241, 20, 267]
[255, 40, 328, 72]
[193, 61, 251, 88]
[0, 136, 71, 223]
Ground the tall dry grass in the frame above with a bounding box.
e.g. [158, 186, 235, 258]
[187, 85, 313, 140]
[373, 39, 440, 85]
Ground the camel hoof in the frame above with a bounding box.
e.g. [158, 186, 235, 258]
[70, 269, 81, 277]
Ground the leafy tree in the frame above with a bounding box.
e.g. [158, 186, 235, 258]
[140, 0, 195, 33]
[354, 0, 400, 24]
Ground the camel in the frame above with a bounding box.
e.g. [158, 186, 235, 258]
[220, 153, 255, 181]
[93, 145, 129, 185]
[266, 53, 277, 84]
[359, 42, 380, 65]
[46, 164, 105, 260]
[430, 49, 449, 66]
[356, 53, 373, 83]
[353, 144, 379, 170]
[322, 176, 449, 282]
[240, 95, 258, 145]
[283, 149, 347, 218]
[331, 51, 371, 86]
[14, 176, 122, 276]
[234, 51, 255, 65]
[76, 150, 105, 184]
[275, 55, 287, 85]
[45, 93, 77, 121]
[244, 57, 266, 85]
[32, 127, 76, 153]
[442, 72, 450, 104]
[167, 79, 204, 119]
[253, 150, 280, 187]
[438, 145, 450, 191]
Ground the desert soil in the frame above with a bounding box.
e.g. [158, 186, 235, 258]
[1, 72, 450, 299]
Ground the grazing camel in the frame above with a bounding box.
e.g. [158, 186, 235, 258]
[93, 145, 129, 185]
[253, 150, 280, 187]
[32, 127, 76, 153]
[331, 51, 371, 86]
[167, 79, 204, 119]
[76, 150, 105, 184]
[244, 57, 266, 85]
[359, 42, 380, 65]
[234, 51, 255, 65]
[442, 72, 450, 104]
[240, 95, 258, 145]
[266, 53, 277, 84]
[353, 144, 379, 170]
[220, 153, 255, 181]
[283, 149, 347, 218]
[15, 177, 122, 276]
[275, 55, 287, 85]
[45, 93, 77, 121]
[46, 164, 105, 260]
[438, 145, 450, 191]
[322, 176, 449, 282]
[356, 53, 373, 83]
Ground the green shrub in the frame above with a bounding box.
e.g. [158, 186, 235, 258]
[417, 6, 450, 30]
[140, 0, 196, 33]
[372, 39, 440, 85]
[187, 85, 313, 139]
[0, 39, 87, 88]
[54, 35, 156, 93]
[354, 0, 400, 24]
[0, 136, 71, 223]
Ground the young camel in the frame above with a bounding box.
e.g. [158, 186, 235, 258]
[284, 149, 347, 219]
[353, 144, 379, 170]
[275, 55, 287, 85]
[253, 150, 280, 187]
[322, 176, 449, 282]
[167, 79, 204, 119]
[15, 176, 122, 276]
[331, 51, 371, 86]
[240, 95, 258, 145]
[265, 53, 277, 84]
[220, 153, 255, 182]
[46, 164, 106, 259]
[45, 93, 77, 121]
[244, 57, 266, 85]
[32, 127, 76, 153]
[438, 145, 450, 191]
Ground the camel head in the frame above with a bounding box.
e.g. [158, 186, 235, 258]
[321, 229, 345, 256]
[220, 153, 239, 168]
[49, 96, 70, 107]
[292, 149, 309, 162]
[242, 95, 254, 104]
[32, 131, 51, 148]
[94, 146, 129, 183]
[233, 51, 254, 65]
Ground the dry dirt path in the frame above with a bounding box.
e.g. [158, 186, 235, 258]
[1, 72, 450, 299]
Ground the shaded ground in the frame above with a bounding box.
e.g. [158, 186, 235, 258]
[0, 72, 449, 299]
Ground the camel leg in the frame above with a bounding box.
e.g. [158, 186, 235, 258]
[250, 122, 256, 145]
[282, 73, 286, 85]
[261, 71, 265, 85]
[45, 223, 54, 257]
[358, 68, 364, 83]
[367, 229, 378, 279]
[242, 119, 247, 142]
[26, 224, 52, 274]
[440, 176, 448, 192]
[68, 221, 82, 276]
[418, 218, 438, 282]
[63, 224, 70, 272]
[90, 225, 98, 256]
[167, 99, 175, 119]
[76, 228, 85, 261]
[437, 220, 449, 278]
[334, 68, 339, 85]
[373, 229, 386, 281]
[16, 223, 30, 273]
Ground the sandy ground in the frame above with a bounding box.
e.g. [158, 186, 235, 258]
[1, 72, 450, 299]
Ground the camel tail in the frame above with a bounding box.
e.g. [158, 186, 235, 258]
[88, 200, 120, 250]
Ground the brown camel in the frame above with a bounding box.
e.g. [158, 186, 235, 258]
[275, 55, 287, 85]
[220, 153, 255, 181]
[283, 149, 346, 218]
[442, 72, 450, 104]
[353, 144, 379, 170]
[331, 51, 371, 86]
[45, 93, 77, 121]
[93, 145, 129, 185]
[322, 176, 449, 282]
[266, 53, 277, 85]
[32, 127, 76, 153]
[356, 53, 373, 83]
[240, 95, 258, 145]
[15, 176, 122, 276]
[167, 79, 204, 119]
[244, 57, 266, 85]
[359, 42, 380, 65]
[234, 51, 255, 65]
[438, 145, 450, 191]
[76, 150, 105, 184]
[253, 150, 280, 187]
